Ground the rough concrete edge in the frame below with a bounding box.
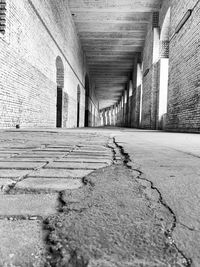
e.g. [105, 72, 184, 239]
[113, 137, 192, 267]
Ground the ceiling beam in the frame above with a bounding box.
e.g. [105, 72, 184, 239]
[82, 40, 144, 46]
[84, 46, 142, 52]
[79, 32, 146, 39]
[85, 51, 140, 56]
[68, 0, 161, 12]
[71, 11, 152, 23]
[75, 22, 148, 32]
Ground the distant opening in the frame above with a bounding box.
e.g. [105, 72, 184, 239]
[56, 56, 64, 128]
[77, 85, 81, 127]
[158, 8, 171, 129]
[56, 87, 62, 128]
[84, 74, 90, 127]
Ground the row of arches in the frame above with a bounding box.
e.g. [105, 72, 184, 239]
[100, 8, 171, 130]
[56, 56, 90, 128]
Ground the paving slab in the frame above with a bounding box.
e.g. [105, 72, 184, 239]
[33, 148, 71, 152]
[0, 220, 45, 267]
[46, 145, 73, 149]
[72, 150, 112, 155]
[0, 153, 19, 158]
[57, 157, 112, 163]
[0, 170, 29, 179]
[15, 178, 83, 191]
[45, 162, 108, 170]
[17, 153, 67, 158]
[0, 161, 45, 170]
[67, 154, 112, 159]
[77, 146, 109, 151]
[0, 158, 49, 162]
[0, 194, 58, 216]
[29, 168, 93, 178]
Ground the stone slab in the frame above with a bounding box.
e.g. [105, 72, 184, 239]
[0, 170, 29, 179]
[33, 149, 71, 152]
[58, 157, 112, 163]
[29, 169, 93, 178]
[0, 162, 45, 170]
[46, 145, 73, 149]
[46, 162, 107, 170]
[15, 178, 83, 191]
[67, 154, 112, 159]
[72, 151, 112, 156]
[0, 194, 58, 216]
[0, 220, 45, 267]
[77, 146, 108, 151]
[17, 153, 66, 158]
[0, 158, 48, 162]
[0, 153, 19, 158]
[0, 150, 26, 153]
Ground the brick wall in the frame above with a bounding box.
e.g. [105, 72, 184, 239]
[140, 0, 200, 132]
[166, 0, 200, 132]
[0, 0, 98, 128]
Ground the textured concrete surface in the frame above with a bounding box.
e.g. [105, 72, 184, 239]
[113, 129, 200, 267]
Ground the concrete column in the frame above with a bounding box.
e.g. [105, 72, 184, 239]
[137, 63, 143, 127]
[123, 90, 127, 126]
[114, 105, 117, 126]
[116, 104, 120, 126]
[151, 12, 160, 130]
[128, 80, 133, 127]
[125, 83, 130, 127]
[107, 109, 111, 126]
[130, 55, 139, 128]
[111, 108, 113, 126]
[102, 110, 106, 126]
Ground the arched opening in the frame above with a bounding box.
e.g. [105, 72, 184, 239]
[84, 74, 90, 127]
[56, 56, 64, 128]
[158, 8, 171, 129]
[77, 85, 81, 127]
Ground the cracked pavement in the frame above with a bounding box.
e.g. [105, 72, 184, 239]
[0, 128, 199, 266]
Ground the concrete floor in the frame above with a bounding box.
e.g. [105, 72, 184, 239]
[0, 128, 199, 266]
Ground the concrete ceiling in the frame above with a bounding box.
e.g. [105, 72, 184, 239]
[68, 0, 161, 109]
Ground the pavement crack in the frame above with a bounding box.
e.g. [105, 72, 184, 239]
[113, 137, 193, 267]
[179, 222, 200, 232]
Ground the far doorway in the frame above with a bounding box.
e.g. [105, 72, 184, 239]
[77, 85, 80, 127]
[56, 56, 64, 128]
[56, 87, 62, 128]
